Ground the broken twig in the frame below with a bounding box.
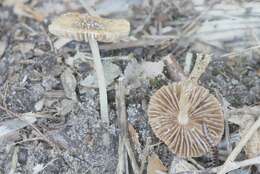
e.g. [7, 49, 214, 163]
[115, 77, 140, 174]
[116, 77, 128, 174]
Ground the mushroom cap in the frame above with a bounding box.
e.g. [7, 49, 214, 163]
[48, 12, 130, 43]
[148, 82, 224, 157]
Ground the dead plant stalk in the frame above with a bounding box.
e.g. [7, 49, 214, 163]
[115, 77, 140, 174]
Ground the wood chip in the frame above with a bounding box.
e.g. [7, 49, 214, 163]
[128, 123, 141, 147]
[147, 153, 167, 174]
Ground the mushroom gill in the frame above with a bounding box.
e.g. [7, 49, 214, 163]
[148, 82, 224, 157]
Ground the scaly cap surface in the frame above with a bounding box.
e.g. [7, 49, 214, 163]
[48, 12, 130, 42]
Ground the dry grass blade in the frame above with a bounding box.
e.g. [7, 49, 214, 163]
[124, 137, 140, 174]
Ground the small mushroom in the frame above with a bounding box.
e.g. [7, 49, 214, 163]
[48, 12, 130, 131]
[148, 54, 224, 157]
[48, 12, 130, 43]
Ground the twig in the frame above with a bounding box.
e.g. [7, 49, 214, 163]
[95, 38, 172, 51]
[125, 151, 129, 174]
[115, 77, 140, 174]
[116, 77, 127, 138]
[132, 4, 156, 35]
[220, 44, 260, 58]
[124, 137, 141, 174]
[218, 116, 260, 174]
[224, 121, 232, 153]
[88, 36, 110, 145]
[78, 0, 98, 16]
[117, 136, 126, 174]
[211, 156, 260, 173]
[168, 156, 260, 174]
[140, 137, 152, 174]
[116, 77, 128, 174]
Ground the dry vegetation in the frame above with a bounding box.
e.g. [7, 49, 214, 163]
[0, 0, 260, 174]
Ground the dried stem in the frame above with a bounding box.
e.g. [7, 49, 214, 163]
[116, 135, 126, 174]
[88, 36, 110, 145]
[124, 137, 141, 174]
[140, 137, 152, 174]
[116, 77, 128, 174]
[218, 116, 260, 174]
[115, 77, 140, 174]
[188, 54, 211, 83]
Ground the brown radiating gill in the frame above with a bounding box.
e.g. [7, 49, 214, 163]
[148, 82, 224, 157]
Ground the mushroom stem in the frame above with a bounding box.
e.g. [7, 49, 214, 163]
[88, 36, 110, 143]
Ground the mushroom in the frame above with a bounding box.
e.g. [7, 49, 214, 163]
[148, 54, 224, 157]
[48, 13, 130, 141]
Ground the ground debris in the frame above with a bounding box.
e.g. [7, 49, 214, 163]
[0, 39, 7, 58]
[124, 60, 164, 89]
[60, 68, 77, 101]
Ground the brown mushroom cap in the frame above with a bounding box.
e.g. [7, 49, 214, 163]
[148, 82, 224, 157]
[48, 12, 130, 42]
